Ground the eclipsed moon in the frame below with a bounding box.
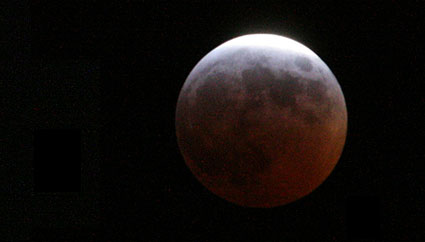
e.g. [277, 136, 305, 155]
[175, 34, 347, 208]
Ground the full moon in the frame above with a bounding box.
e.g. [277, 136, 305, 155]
[175, 34, 347, 208]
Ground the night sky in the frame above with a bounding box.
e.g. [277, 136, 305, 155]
[2, 1, 423, 241]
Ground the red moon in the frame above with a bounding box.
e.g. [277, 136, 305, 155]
[175, 34, 347, 208]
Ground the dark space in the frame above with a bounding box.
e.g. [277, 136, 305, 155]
[1, 1, 424, 241]
[34, 129, 81, 192]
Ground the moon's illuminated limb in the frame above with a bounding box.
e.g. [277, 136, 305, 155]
[221, 34, 319, 58]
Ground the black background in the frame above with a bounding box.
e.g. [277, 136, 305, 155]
[2, 1, 424, 241]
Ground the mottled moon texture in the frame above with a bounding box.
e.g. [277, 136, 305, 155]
[175, 34, 347, 208]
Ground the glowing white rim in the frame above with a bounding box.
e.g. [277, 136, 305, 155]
[220, 34, 318, 58]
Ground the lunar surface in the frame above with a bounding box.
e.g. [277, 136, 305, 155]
[175, 34, 347, 208]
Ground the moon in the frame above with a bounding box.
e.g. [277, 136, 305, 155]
[175, 34, 347, 208]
